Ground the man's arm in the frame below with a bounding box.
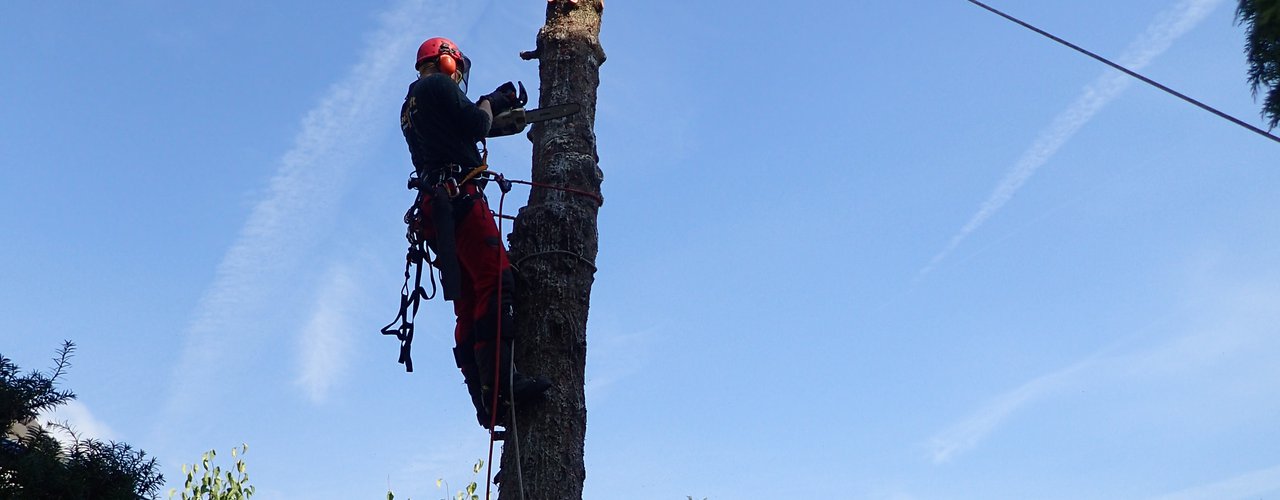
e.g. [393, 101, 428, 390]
[422, 73, 492, 141]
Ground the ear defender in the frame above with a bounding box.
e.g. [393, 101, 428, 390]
[438, 54, 457, 76]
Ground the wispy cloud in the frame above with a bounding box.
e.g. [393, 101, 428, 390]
[295, 264, 359, 403]
[927, 355, 1094, 464]
[1150, 464, 1280, 500]
[160, 0, 447, 421]
[927, 282, 1280, 464]
[920, 0, 1224, 276]
[41, 400, 117, 443]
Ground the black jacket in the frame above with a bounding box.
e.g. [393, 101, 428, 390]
[401, 73, 491, 171]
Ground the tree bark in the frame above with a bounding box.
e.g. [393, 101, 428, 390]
[498, 1, 604, 499]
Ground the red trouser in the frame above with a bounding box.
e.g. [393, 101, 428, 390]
[414, 182, 514, 384]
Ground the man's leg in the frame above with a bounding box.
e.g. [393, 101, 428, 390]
[452, 186, 549, 426]
[451, 283, 493, 428]
[422, 188, 493, 427]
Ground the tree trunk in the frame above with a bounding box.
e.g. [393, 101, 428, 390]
[498, 1, 604, 499]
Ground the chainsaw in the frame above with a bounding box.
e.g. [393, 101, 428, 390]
[486, 81, 582, 137]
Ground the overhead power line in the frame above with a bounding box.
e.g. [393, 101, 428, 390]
[968, 0, 1280, 145]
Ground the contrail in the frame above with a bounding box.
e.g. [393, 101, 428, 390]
[928, 357, 1092, 463]
[156, 0, 448, 428]
[919, 0, 1224, 277]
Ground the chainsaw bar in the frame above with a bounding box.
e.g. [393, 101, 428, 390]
[487, 103, 582, 137]
[525, 103, 581, 123]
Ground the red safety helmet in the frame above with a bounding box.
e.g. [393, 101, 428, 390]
[416, 37, 471, 92]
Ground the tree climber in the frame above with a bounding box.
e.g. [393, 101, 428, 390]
[399, 36, 551, 428]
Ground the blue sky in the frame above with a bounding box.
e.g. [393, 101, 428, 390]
[3, 0, 1280, 498]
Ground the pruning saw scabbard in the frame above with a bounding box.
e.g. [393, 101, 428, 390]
[428, 186, 462, 301]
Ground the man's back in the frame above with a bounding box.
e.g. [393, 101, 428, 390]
[401, 73, 490, 170]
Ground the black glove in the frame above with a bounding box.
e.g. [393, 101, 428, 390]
[480, 81, 528, 116]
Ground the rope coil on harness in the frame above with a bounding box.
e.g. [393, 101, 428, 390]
[379, 191, 439, 373]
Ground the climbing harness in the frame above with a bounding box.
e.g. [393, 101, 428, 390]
[379, 144, 495, 372]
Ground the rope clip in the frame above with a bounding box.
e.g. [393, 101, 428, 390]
[493, 173, 513, 194]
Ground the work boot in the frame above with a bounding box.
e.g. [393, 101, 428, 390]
[455, 348, 492, 428]
[508, 372, 552, 404]
[475, 341, 553, 428]
[479, 371, 553, 428]
[466, 378, 492, 428]
[475, 372, 553, 428]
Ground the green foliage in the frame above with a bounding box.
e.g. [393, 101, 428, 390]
[169, 444, 256, 500]
[0, 341, 164, 499]
[438, 458, 483, 500]
[0, 341, 75, 432]
[1237, 0, 1280, 129]
[386, 458, 485, 500]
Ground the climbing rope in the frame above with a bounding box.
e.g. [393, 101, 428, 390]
[506, 177, 604, 207]
[968, 0, 1280, 145]
[483, 182, 509, 500]
[481, 169, 601, 500]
